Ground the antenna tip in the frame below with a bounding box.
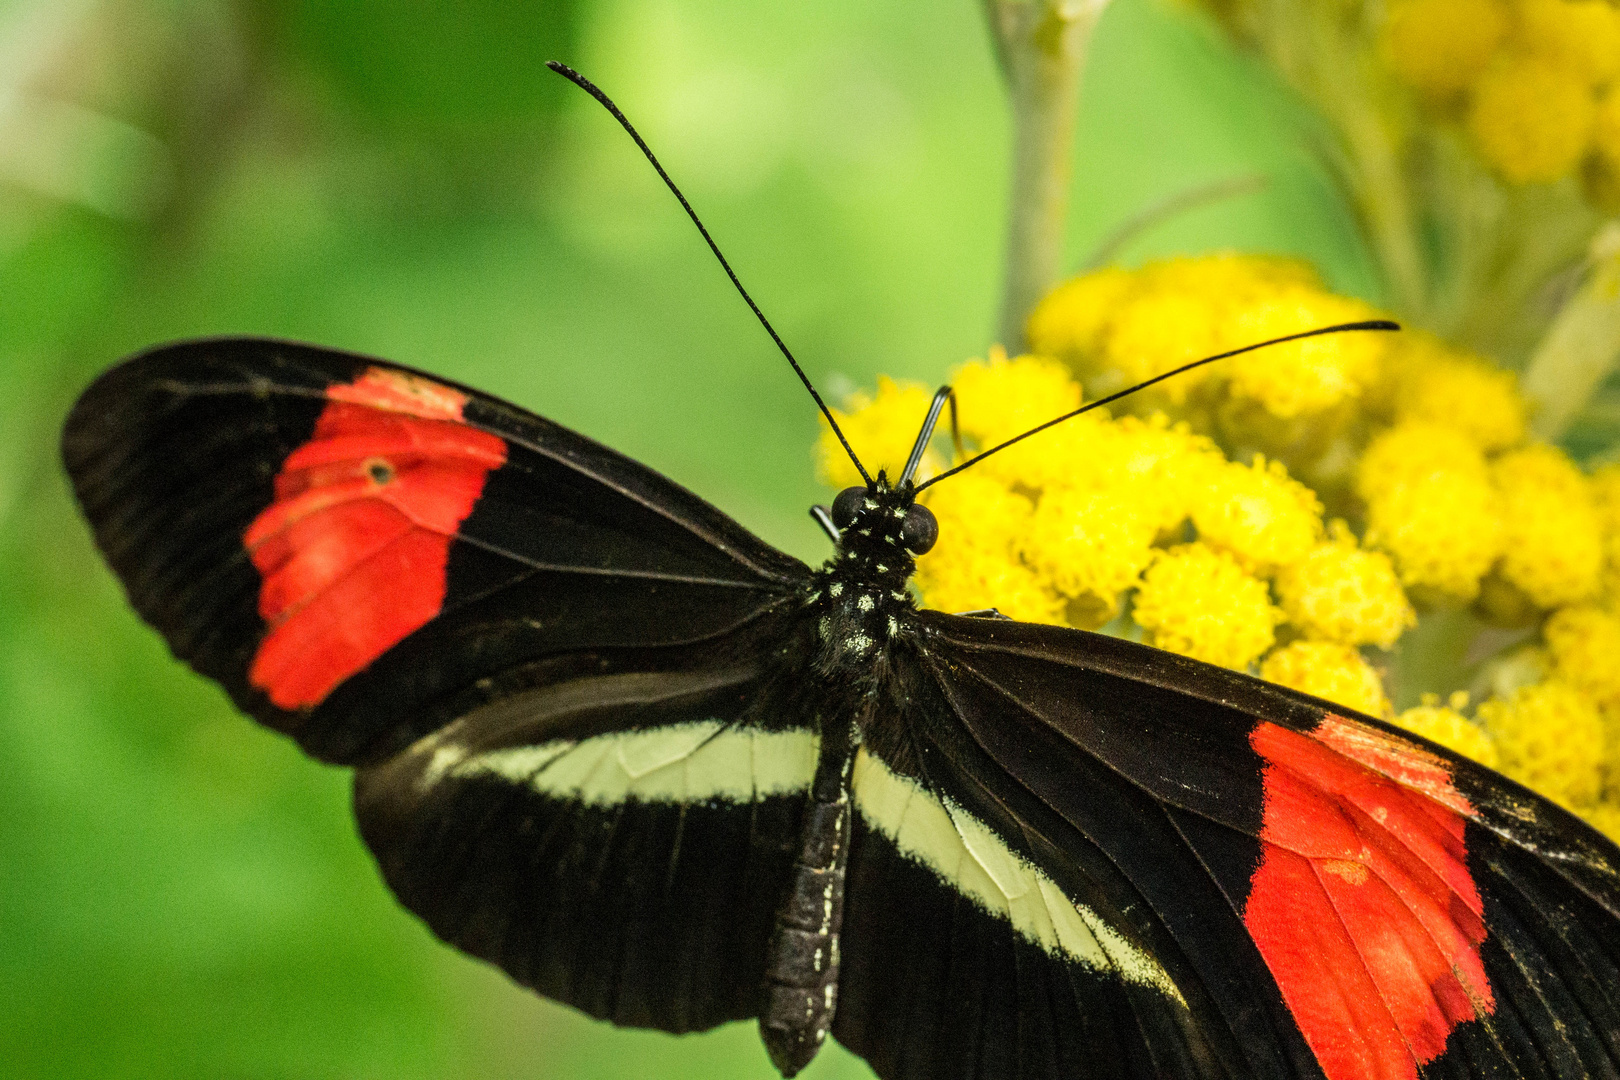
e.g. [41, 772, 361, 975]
[1363, 319, 1402, 332]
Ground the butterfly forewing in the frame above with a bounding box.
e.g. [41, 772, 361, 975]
[62, 338, 809, 765]
[913, 610, 1620, 1080]
[833, 630, 1308, 1080]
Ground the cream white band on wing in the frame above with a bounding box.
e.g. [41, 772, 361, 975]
[423, 721, 820, 805]
[851, 749, 1184, 1002]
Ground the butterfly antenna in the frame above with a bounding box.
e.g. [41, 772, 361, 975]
[915, 319, 1400, 492]
[547, 61, 872, 486]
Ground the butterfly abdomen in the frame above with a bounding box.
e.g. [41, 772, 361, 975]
[760, 711, 859, 1075]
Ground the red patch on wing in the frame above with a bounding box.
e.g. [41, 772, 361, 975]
[1244, 715, 1493, 1080]
[243, 367, 506, 709]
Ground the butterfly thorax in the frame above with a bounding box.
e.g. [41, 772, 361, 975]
[805, 484, 920, 680]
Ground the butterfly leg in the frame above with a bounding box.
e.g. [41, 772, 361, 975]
[759, 714, 857, 1076]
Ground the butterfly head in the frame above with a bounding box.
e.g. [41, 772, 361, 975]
[807, 476, 933, 662]
[803, 476, 933, 663]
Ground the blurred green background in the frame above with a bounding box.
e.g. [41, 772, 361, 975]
[0, 0, 1373, 1076]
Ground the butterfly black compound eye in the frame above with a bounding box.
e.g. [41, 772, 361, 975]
[900, 504, 938, 554]
[831, 486, 868, 530]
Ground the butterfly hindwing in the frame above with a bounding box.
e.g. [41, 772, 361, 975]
[353, 655, 822, 1033]
[915, 610, 1620, 1080]
[62, 338, 809, 765]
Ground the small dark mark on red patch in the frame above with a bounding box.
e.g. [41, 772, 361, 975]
[1244, 715, 1493, 1080]
[243, 367, 506, 709]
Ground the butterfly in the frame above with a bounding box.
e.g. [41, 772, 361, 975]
[62, 64, 1620, 1080]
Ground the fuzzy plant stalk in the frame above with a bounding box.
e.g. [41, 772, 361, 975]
[984, 0, 1113, 351]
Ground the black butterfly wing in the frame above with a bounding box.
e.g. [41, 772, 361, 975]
[842, 609, 1620, 1080]
[62, 337, 810, 765]
[352, 648, 825, 1033]
[834, 627, 1298, 1080]
[63, 338, 825, 1034]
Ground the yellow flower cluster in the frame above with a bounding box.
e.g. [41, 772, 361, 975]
[1381, 0, 1620, 193]
[1352, 330, 1608, 616]
[1028, 254, 1387, 429]
[818, 256, 1620, 840]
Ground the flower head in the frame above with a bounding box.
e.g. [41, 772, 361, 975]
[1189, 454, 1323, 571]
[1492, 444, 1603, 609]
[915, 475, 1063, 624]
[1516, 0, 1620, 88]
[1025, 267, 1138, 367]
[951, 348, 1080, 444]
[1466, 56, 1596, 184]
[1387, 334, 1527, 451]
[1024, 486, 1159, 624]
[1357, 422, 1502, 600]
[1224, 288, 1386, 418]
[1132, 543, 1281, 668]
[1276, 527, 1416, 647]
[1544, 605, 1620, 710]
[1480, 679, 1606, 808]
[1381, 0, 1509, 96]
[1260, 640, 1392, 717]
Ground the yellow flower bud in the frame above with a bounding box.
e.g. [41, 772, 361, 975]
[1133, 543, 1281, 669]
[1480, 679, 1606, 807]
[1024, 486, 1159, 622]
[916, 543, 1065, 625]
[968, 411, 1108, 493]
[1466, 55, 1596, 184]
[1356, 420, 1488, 503]
[924, 471, 1033, 554]
[1591, 462, 1620, 600]
[1137, 253, 1321, 299]
[1363, 476, 1503, 601]
[915, 475, 1066, 624]
[1026, 267, 1138, 368]
[1102, 290, 1229, 404]
[951, 349, 1081, 445]
[1190, 455, 1323, 570]
[1492, 444, 1603, 609]
[1391, 337, 1527, 451]
[1516, 0, 1620, 87]
[1358, 422, 1502, 600]
[1223, 288, 1388, 418]
[1544, 605, 1620, 710]
[1382, 0, 1509, 95]
[1260, 641, 1391, 718]
[1276, 533, 1416, 648]
[1393, 699, 1500, 768]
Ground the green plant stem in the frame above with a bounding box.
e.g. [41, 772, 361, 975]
[985, 0, 1112, 351]
[1522, 223, 1620, 440]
